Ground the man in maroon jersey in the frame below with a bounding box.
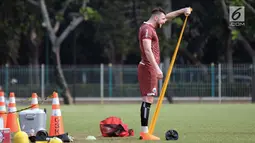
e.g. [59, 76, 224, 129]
[138, 7, 191, 140]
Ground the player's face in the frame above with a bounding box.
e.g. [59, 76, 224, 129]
[155, 13, 166, 28]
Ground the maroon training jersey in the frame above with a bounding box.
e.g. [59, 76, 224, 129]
[138, 22, 160, 67]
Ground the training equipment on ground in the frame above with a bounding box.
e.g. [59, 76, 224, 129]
[35, 137, 63, 143]
[48, 137, 63, 143]
[6, 92, 19, 133]
[86, 135, 96, 140]
[0, 91, 7, 128]
[13, 131, 29, 143]
[19, 93, 47, 136]
[139, 132, 160, 140]
[30, 93, 40, 110]
[13, 115, 30, 143]
[31, 130, 73, 142]
[13, 131, 30, 143]
[28, 92, 73, 142]
[148, 9, 192, 136]
[100, 116, 134, 137]
[0, 128, 11, 143]
[19, 108, 47, 136]
[49, 92, 64, 136]
[165, 129, 179, 140]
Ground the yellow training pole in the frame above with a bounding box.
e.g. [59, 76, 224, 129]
[17, 117, 21, 132]
[149, 14, 190, 134]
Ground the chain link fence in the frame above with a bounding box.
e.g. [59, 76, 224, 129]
[0, 64, 253, 100]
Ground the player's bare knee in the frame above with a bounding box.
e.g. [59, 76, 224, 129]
[142, 96, 154, 103]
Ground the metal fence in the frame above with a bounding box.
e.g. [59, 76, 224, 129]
[0, 64, 253, 100]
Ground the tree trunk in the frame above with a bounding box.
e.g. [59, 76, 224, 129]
[109, 39, 116, 64]
[28, 28, 40, 85]
[163, 57, 170, 74]
[53, 46, 73, 104]
[163, 0, 174, 103]
[163, 0, 172, 40]
[131, 0, 139, 31]
[32, 44, 40, 85]
[163, 0, 172, 74]
[226, 31, 234, 83]
[109, 39, 121, 85]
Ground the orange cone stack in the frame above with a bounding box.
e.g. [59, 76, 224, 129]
[31, 93, 39, 110]
[49, 92, 64, 136]
[6, 92, 19, 133]
[0, 91, 7, 128]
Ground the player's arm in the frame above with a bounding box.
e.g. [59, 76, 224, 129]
[143, 39, 161, 71]
[165, 7, 191, 21]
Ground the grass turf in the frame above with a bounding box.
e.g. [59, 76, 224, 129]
[17, 104, 255, 143]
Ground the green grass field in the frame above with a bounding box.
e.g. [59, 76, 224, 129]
[19, 104, 255, 143]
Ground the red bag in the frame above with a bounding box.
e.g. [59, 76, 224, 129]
[100, 116, 134, 137]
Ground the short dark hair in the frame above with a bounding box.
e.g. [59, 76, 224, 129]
[151, 7, 166, 15]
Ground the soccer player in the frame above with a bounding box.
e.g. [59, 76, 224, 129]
[138, 7, 192, 140]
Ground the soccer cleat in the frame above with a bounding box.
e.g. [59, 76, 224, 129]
[139, 132, 160, 140]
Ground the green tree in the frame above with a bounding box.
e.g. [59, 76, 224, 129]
[220, 0, 255, 102]
[0, 0, 32, 65]
[0, 0, 44, 86]
[28, 0, 100, 104]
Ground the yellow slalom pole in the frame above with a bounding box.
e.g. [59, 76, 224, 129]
[149, 14, 191, 134]
[17, 117, 21, 132]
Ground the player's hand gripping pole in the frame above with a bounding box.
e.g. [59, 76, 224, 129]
[149, 8, 192, 135]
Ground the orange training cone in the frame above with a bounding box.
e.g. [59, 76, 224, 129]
[49, 92, 64, 136]
[0, 91, 7, 128]
[6, 92, 19, 133]
[31, 93, 39, 110]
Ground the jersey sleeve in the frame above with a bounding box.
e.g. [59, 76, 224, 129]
[141, 27, 153, 40]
